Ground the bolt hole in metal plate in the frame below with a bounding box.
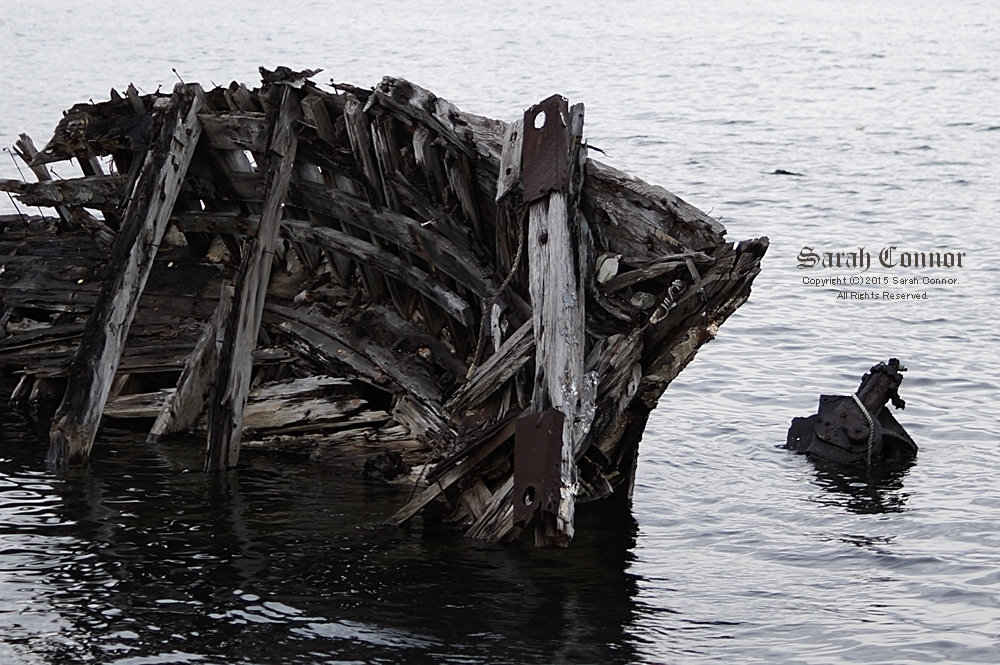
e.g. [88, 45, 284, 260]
[521, 95, 570, 204]
[513, 409, 564, 526]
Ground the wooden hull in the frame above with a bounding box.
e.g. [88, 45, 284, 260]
[0, 68, 767, 545]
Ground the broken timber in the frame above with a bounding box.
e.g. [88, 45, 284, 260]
[47, 83, 205, 468]
[0, 66, 768, 546]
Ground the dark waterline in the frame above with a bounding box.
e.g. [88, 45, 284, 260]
[1, 394, 643, 664]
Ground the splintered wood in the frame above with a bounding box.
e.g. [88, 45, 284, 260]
[0, 66, 768, 546]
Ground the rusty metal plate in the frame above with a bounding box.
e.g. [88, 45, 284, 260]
[813, 396, 869, 449]
[521, 94, 571, 204]
[513, 408, 564, 526]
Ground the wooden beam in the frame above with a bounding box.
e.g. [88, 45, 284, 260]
[46, 82, 205, 469]
[205, 84, 300, 472]
[147, 283, 234, 443]
[495, 119, 524, 203]
[281, 219, 474, 326]
[600, 251, 713, 294]
[169, 211, 260, 236]
[445, 319, 534, 414]
[265, 304, 444, 405]
[1, 175, 121, 208]
[198, 112, 268, 152]
[12, 134, 74, 231]
[524, 98, 589, 545]
[288, 180, 526, 312]
[384, 418, 516, 527]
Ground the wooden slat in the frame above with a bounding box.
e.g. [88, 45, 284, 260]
[205, 84, 300, 472]
[384, 418, 516, 527]
[583, 159, 725, 257]
[282, 220, 474, 326]
[445, 319, 533, 413]
[288, 181, 525, 311]
[47, 82, 206, 469]
[12, 134, 74, 231]
[198, 112, 267, 152]
[265, 304, 444, 405]
[464, 475, 515, 542]
[169, 211, 260, 236]
[601, 251, 713, 294]
[1, 175, 121, 208]
[495, 119, 524, 203]
[147, 283, 233, 443]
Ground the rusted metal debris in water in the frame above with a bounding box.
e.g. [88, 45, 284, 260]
[786, 358, 917, 466]
[0, 66, 768, 546]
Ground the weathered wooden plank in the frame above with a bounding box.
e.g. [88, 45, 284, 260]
[300, 95, 338, 143]
[525, 98, 589, 545]
[372, 77, 509, 165]
[583, 159, 726, 257]
[32, 96, 154, 166]
[337, 94, 392, 300]
[343, 94, 383, 205]
[493, 120, 526, 303]
[250, 375, 352, 400]
[12, 134, 75, 231]
[205, 84, 300, 472]
[281, 219, 474, 326]
[169, 211, 260, 236]
[47, 83, 206, 469]
[147, 283, 233, 443]
[370, 112, 403, 212]
[411, 126, 447, 202]
[198, 112, 268, 152]
[446, 152, 483, 241]
[384, 418, 516, 527]
[0, 323, 86, 353]
[366, 111, 416, 318]
[464, 475, 514, 542]
[287, 180, 526, 315]
[265, 304, 444, 405]
[242, 395, 368, 434]
[458, 477, 494, 522]
[367, 304, 468, 378]
[392, 394, 450, 444]
[600, 251, 713, 294]
[110, 376, 369, 434]
[445, 319, 533, 413]
[495, 119, 524, 203]
[1, 175, 121, 209]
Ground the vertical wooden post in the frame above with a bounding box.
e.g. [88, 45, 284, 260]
[46, 83, 205, 469]
[523, 96, 589, 545]
[204, 84, 300, 471]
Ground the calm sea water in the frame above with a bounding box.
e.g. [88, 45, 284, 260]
[2, 1, 999, 663]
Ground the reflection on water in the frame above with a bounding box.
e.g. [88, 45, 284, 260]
[807, 456, 915, 515]
[1, 398, 641, 664]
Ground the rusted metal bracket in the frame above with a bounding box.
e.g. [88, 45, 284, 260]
[521, 95, 571, 204]
[512, 408, 564, 526]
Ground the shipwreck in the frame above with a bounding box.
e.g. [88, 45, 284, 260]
[0, 67, 767, 546]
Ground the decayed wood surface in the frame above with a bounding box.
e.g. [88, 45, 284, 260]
[48, 83, 206, 469]
[205, 83, 300, 472]
[0, 67, 767, 546]
[523, 99, 590, 545]
[147, 283, 234, 443]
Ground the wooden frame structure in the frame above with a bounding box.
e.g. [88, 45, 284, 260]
[0, 68, 767, 545]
